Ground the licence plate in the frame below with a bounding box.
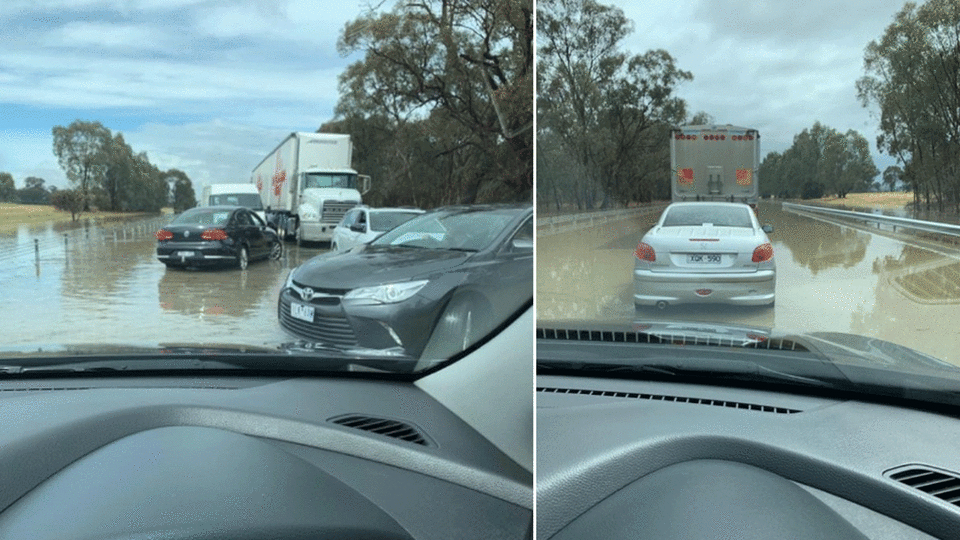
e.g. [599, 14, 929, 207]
[290, 302, 315, 322]
[176, 251, 195, 257]
[688, 254, 721, 264]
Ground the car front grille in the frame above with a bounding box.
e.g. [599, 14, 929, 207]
[278, 295, 358, 347]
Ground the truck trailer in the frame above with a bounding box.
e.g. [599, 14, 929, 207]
[251, 132, 371, 244]
[199, 183, 266, 222]
[671, 124, 760, 208]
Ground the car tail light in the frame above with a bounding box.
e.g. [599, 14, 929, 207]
[635, 242, 656, 262]
[752, 243, 773, 263]
[155, 229, 173, 241]
[201, 228, 228, 241]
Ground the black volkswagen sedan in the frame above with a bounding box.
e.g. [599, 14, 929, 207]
[156, 206, 283, 270]
[278, 204, 533, 360]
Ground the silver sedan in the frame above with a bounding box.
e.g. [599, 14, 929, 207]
[634, 202, 775, 308]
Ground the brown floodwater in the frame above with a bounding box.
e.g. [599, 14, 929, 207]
[0, 216, 327, 351]
[536, 202, 960, 366]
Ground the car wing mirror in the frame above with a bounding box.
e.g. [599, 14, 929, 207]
[762, 224, 774, 234]
[511, 238, 533, 251]
[350, 223, 366, 232]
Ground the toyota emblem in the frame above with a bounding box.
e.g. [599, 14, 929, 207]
[301, 287, 315, 301]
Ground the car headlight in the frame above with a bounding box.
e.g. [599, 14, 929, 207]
[300, 209, 319, 221]
[343, 280, 429, 305]
[284, 269, 295, 290]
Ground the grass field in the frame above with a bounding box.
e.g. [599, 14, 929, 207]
[808, 192, 914, 210]
[0, 203, 164, 235]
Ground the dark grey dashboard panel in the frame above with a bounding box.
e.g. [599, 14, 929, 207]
[0, 426, 413, 540]
[552, 460, 868, 540]
[274, 440, 532, 540]
[0, 376, 532, 540]
[537, 375, 960, 539]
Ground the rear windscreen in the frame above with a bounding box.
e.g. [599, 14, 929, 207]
[663, 205, 752, 227]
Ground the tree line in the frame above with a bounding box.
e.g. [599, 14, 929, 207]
[857, 0, 960, 212]
[323, 0, 532, 208]
[49, 120, 196, 219]
[759, 122, 879, 199]
[0, 174, 56, 204]
[536, 0, 695, 211]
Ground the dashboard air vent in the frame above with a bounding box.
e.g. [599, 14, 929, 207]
[887, 466, 960, 507]
[329, 414, 431, 446]
[538, 386, 801, 414]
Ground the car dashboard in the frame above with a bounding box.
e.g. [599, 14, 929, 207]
[0, 371, 532, 540]
[537, 373, 960, 540]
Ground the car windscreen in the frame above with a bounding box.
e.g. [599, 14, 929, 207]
[173, 209, 231, 226]
[372, 209, 518, 251]
[210, 194, 263, 209]
[369, 211, 422, 232]
[662, 205, 753, 227]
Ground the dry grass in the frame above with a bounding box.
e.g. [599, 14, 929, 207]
[0, 203, 161, 235]
[809, 192, 914, 210]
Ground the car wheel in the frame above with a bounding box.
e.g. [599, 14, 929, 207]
[269, 239, 283, 260]
[237, 246, 249, 270]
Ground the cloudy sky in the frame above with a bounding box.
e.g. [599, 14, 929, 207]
[0, 0, 367, 192]
[0, 0, 916, 195]
[619, 0, 909, 175]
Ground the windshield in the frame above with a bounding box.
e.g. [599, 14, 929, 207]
[209, 194, 263, 209]
[2, 1, 532, 377]
[303, 173, 355, 190]
[536, 0, 960, 407]
[369, 211, 422, 232]
[373, 208, 518, 251]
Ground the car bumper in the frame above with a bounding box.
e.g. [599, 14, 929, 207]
[157, 242, 236, 266]
[299, 221, 336, 242]
[277, 288, 446, 357]
[633, 268, 775, 306]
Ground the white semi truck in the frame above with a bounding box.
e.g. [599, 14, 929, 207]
[671, 124, 760, 209]
[252, 132, 371, 243]
[199, 183, 266, 222]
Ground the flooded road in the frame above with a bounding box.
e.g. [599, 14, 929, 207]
[0, 217, 327, 351]
[537, 202, 960, 366]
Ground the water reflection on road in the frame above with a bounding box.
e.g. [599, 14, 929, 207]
[0, 217, 327, 350]
[537, 202, 960, 366]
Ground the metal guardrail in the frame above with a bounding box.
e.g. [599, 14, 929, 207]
[781, 202, 960, 238]
[537, 205, 667, 236]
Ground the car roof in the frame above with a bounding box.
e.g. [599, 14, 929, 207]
[666, 202, 752, 209]
[368, 207, 426, 213]
[426, 203, 532, 214]
[186, 205, 243, 213]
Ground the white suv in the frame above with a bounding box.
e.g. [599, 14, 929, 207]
[331, 206, 425, 251]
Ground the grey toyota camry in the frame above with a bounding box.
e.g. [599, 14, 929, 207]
[278, 204, 533, 361]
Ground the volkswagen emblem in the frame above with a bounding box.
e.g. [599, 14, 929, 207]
[301, 287, 315, 301]
[184, 231, 190, 238]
